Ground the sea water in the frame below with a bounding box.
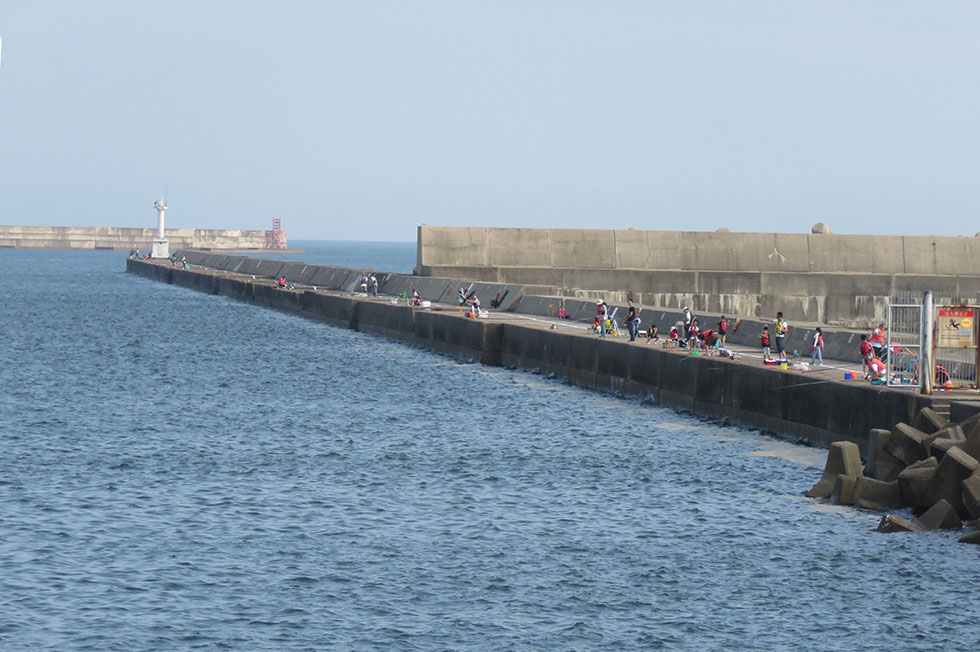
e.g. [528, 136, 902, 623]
[1, 246, 978, 651]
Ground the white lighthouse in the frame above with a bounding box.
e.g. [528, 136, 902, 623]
[151, 197, 169, 258]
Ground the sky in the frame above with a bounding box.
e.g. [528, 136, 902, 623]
[1, 1, 978, 242]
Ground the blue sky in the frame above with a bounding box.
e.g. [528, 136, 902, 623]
[1, 1, 978, 241]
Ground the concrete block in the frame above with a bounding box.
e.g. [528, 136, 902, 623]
[725, 358, 772, 416]
[900, 237, 940, 275]
[912, 407, 948, 435]
[418, 226, 489, 267]
[337, 270, 364, 293]
[930, 424, 966, 442]
[898, 457, 938, 508]
[917, 499, 963, 530]
[492, 266, 562, 288]
[955, 410, 980, 433]
[863, 428, 892, 479]
[613, 229, 653, 269]
[883, 423, 930, 466]
[739, 233, 809, 273]
[877, 514, 925, 533]
[411, 277, 454, 302]
[832, 475, 858, 506]
[807, 441, 864, 499]
[690, 232, 746, 272]
[509, 295, 558, 318]
[487, 228, 554, 267]
[809, 234, 887, 274]
[853, 477, 903, 511]
[958, 530, 980, 544]
[824, 273, 893, 297]
[871, 451, 904, 483]
[631, 231, 683, 270]
[308, 267, 340, 288]
[961, 475, 980, 520]
[933, 237, 979, 275]
[476, 283, 523, 311]
[929, 438, 965, 460]
[924, 425, 965, 457]
[627, 345, 663, 389]
[692, 355, 728, 406]
[281, 263, 319, 285]
[223, 256, 250, 273]
[927, 447, 980, 517]
[180, 250, 211, 266]
[595, 340, 632, 394]
[236, 258, 265, 275]
[380, 274, 421, 299]
[959, 419, 980, 461]
[254, 259, 286, 278]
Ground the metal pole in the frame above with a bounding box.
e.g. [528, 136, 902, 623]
[886, 304, 892, 385]
[921, 291, 934, 395]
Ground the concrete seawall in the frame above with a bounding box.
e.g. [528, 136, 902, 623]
[417, 226, 980, 327]
[128, 258, 944, 453]
[0, 225, 270, 250]
[175, 248, 872, 365]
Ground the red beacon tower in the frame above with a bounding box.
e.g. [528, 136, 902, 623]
[265, 217, 287, 249]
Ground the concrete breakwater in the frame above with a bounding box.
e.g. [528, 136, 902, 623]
[807, 408, 980, 542]
[128, 257, 942, 453]
[175, 248, 872, 365]
[0, 225, 270, 250]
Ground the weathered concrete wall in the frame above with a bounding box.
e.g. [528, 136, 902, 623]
[0, 225, 269, 250]
[419, 226, 980, 275]
[129, 258, 939, 453]
[416, 227, 980, 327]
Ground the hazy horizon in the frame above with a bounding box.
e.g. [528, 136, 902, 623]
[2, 1, 978, 241]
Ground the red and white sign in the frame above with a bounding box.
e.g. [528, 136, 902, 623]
[937, 308, 976, 348]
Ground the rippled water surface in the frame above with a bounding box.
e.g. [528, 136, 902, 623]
[1, 250, 978, 651]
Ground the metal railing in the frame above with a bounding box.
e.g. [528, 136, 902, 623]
[888, 293, 979, 390]
[886, 303, 921, 387]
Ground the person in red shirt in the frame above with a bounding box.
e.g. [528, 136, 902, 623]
[701, 328, 718, 352]
[867, 357, 886, 381]
[870, 322, 886, 361]
[718, 315, 728, 345]
[687, 319, 700, 350]
[760, 326, 771, 358]
[859, 334, 873, 375]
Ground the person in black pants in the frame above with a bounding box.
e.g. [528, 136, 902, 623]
[625, 301, 640, 342]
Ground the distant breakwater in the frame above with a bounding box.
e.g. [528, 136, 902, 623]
[128, 258, 944, 453]
[0, 225, 269, 251]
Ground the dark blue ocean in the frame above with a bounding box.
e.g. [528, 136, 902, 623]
[2, 243, 978, 651]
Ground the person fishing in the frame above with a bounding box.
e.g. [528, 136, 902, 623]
[597, 300, 608, 338]
[624, 301, 640, 342]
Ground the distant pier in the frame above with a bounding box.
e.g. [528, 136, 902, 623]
[0, 224, 278, 251]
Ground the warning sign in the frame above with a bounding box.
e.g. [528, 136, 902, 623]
[937, 308, 977, 348]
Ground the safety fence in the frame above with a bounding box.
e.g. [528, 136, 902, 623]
[888, 292, 978, 390]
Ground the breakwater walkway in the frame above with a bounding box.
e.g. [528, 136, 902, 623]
[126, 256, 980, 454]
